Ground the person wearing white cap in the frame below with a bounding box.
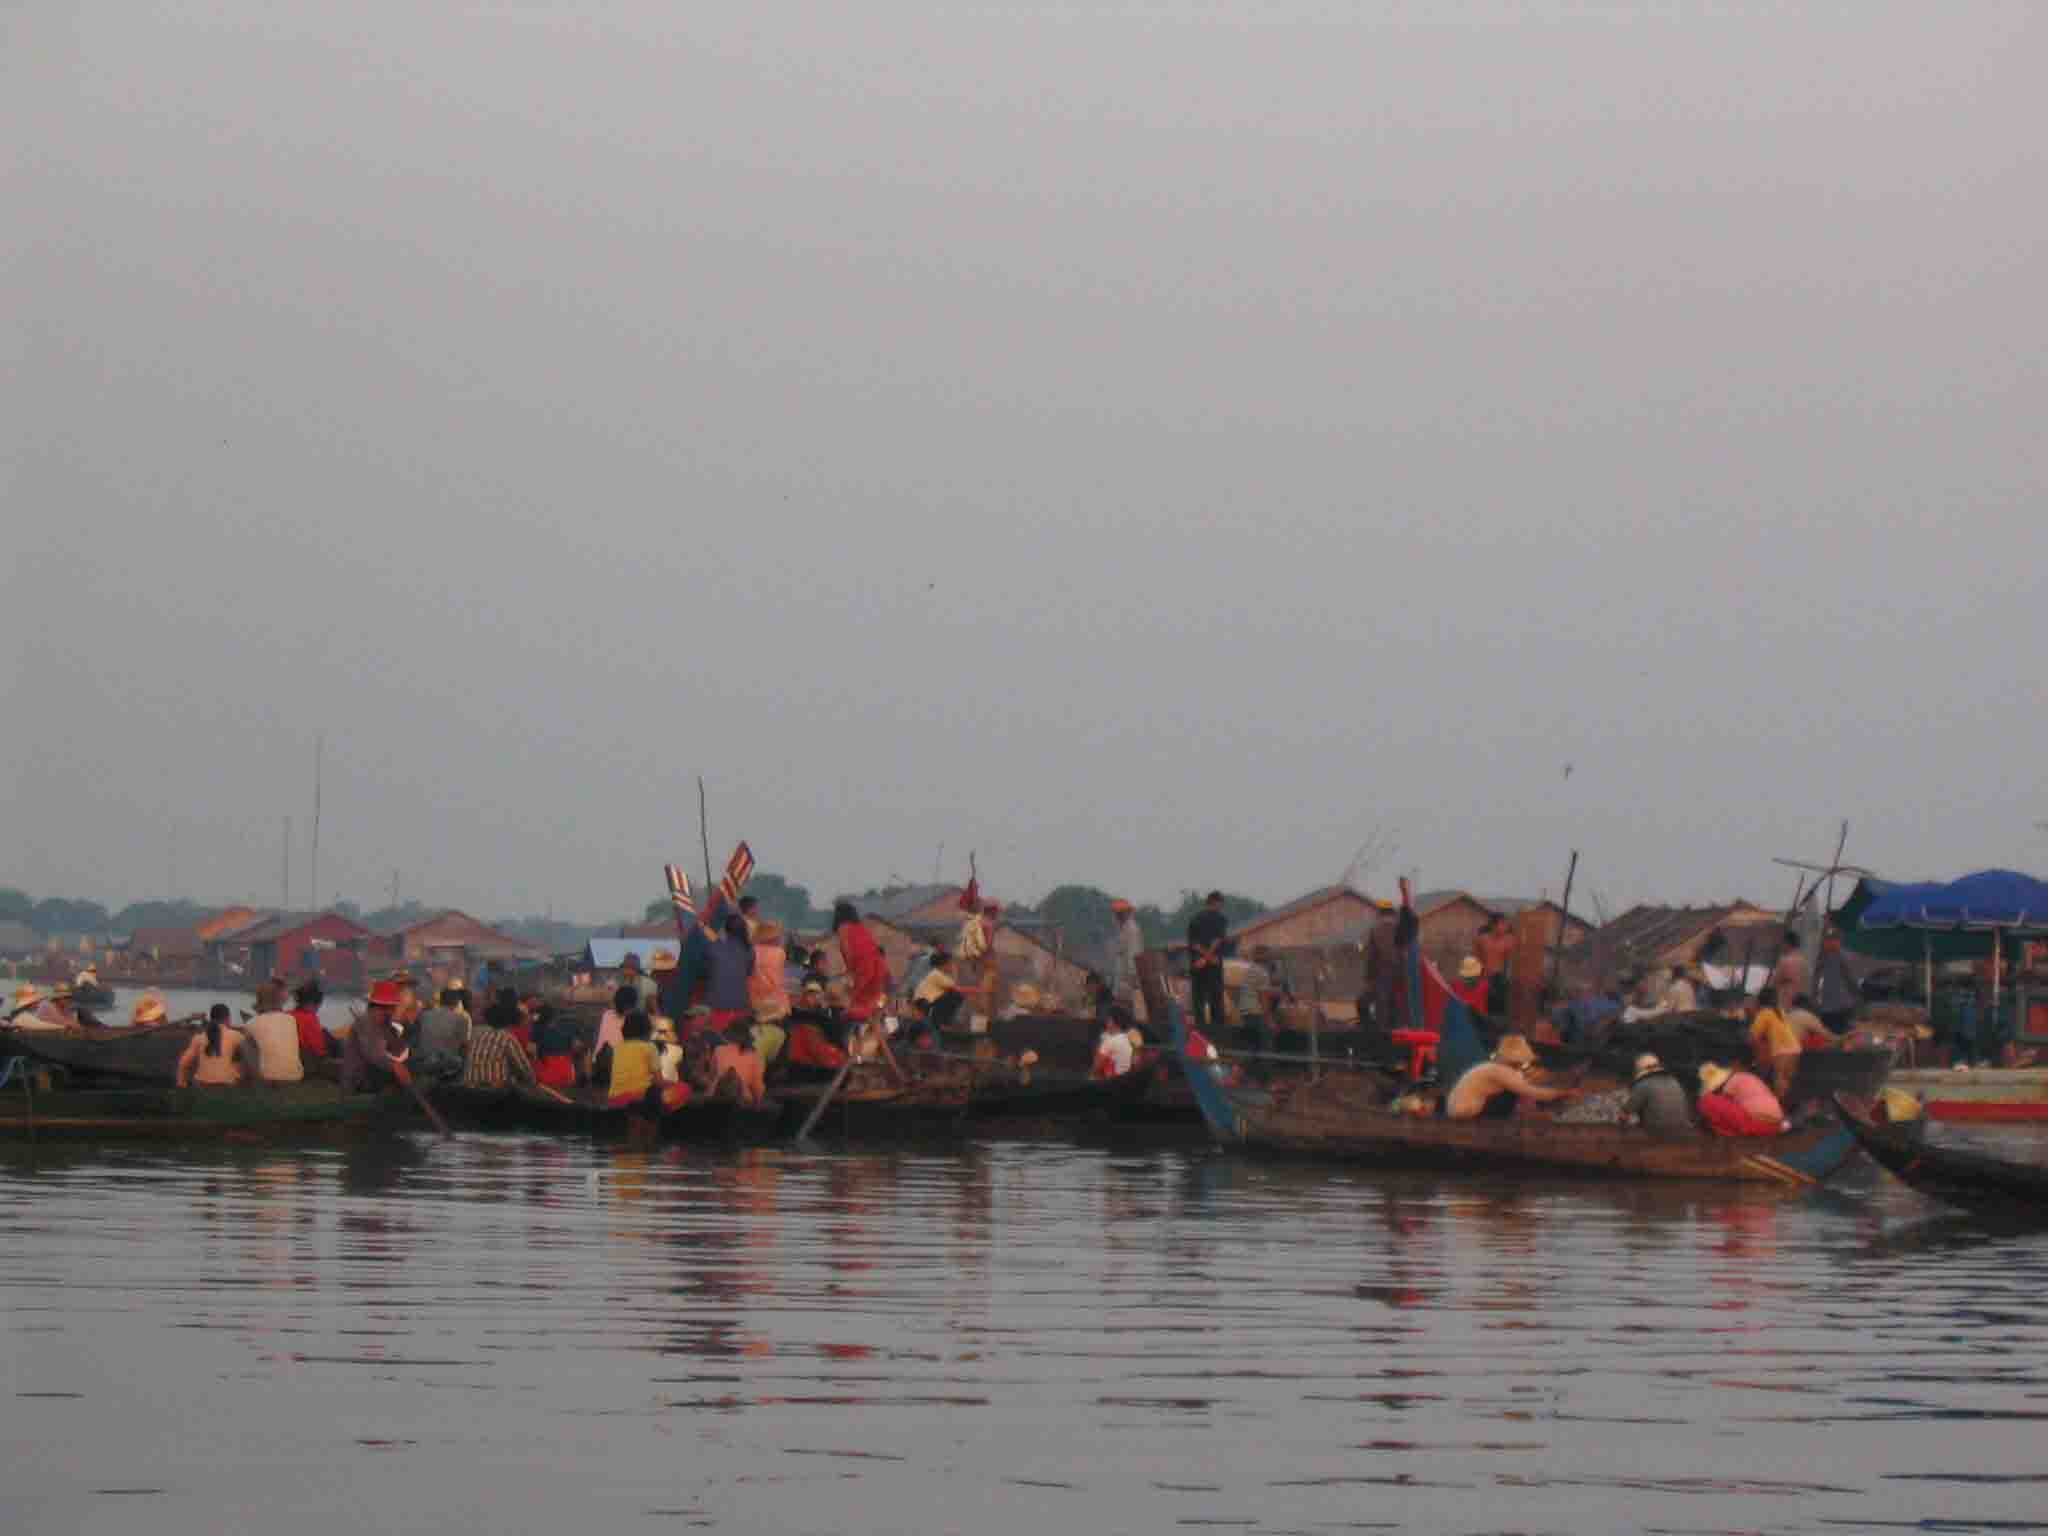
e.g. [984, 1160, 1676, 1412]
[1621, 1053, 1694, 1139]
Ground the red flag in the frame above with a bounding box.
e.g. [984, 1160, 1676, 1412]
[718, 842, 755, 907]
[664, 864, 695, 919]
[959, 876, 980, 912]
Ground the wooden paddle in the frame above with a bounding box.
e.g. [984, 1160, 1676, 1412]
[794, 1054, 859, 1144]
[348, 1005, 453, 1138]
[402, 1072, 454, 1138]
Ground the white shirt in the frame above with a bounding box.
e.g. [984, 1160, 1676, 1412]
[1097, 1029, 1135, 1076]
[241, 1010, 305, 1082]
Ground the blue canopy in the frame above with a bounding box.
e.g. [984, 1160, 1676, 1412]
[1838, 870, 2048, 961]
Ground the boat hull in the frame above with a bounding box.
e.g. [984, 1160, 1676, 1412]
[1888, 1068, 2048, 1123]
[0, 1082, 387, 1141]
[1837, 1095, 2048, 1214]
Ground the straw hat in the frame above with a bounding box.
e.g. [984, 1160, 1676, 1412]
[367, 978, 406, 1010]
[76, 965, 98, 983]
[11, 982, 44, 1010]
[1698, 1062, 1731, 1093]
[1632, 1052, 1662, 1081]
[1458, 956, 1483, 981]
[1493, 1034, 1536, 1069]
[649, 948, 678, 973]
[132, 992, 169, 1026]
[1011, 983, 1042, 1011]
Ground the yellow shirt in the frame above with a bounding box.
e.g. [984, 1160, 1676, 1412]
[609, 1039, 659, 1099]
[914, 967, 958, 1006]
[1750, 1008, 1802, 1058]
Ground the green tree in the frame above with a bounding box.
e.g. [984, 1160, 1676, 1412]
[748, 872, 821, 929]
[31, 898, 110, 935]
[642, 898, 670, 923]
[108, 899, 209, 936]
[0, 888, 31, 924]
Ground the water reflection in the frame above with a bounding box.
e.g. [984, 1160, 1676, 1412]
[4, 1136, 2048, 1535]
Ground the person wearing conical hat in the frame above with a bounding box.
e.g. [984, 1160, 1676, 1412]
[1695, 1060, 1785, 1137]
[1621, 1052, 1695, 1139]
[131, 991, 169, 1028]
[8, 981, 63, 1032]
[29, 983, 79, 1031]
[1444, 1032, 1578, 1120]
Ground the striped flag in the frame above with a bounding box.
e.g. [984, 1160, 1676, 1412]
[664, 864, 695, 920]
[719, 842, 755, 907]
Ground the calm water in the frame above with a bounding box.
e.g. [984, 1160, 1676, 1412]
[4, 1128, 2047, 1536]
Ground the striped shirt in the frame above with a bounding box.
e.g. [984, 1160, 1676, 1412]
[460, 1025, 536, 1091]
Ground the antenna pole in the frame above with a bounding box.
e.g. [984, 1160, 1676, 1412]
[312, 733, 324, 910]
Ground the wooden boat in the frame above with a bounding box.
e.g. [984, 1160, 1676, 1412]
[70, 983, 117, 1011]
[0, 1080, 387, 1141]
[1529, 1020, 1890, 1112]
[0, 1022, 194, 1085]
[421, 1081, 782, 1143]
[776, 1051, 1164, 1138]
[1884, 1067, 2048, 1123]
[1836, 1094, 2048, 1215]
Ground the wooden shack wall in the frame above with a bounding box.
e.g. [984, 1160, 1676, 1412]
[1239, 893, 1377, 951]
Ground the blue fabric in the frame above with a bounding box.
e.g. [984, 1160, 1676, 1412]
[1851, 871, 2048, 932]
[1433, 1001, 1487, 1093]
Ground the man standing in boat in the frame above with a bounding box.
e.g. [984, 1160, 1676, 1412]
[1186, 891, 1231, 1039]
[1110, 900, 1145, 1023]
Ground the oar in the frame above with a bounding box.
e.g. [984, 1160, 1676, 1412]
[794, 1055, 859, 1145]
[348, 1005, 453, 1138]
[403, 1073, 454, 1138]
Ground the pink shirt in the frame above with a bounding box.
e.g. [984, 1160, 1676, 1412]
[595, 1009, 626, 1059]
[749, 945, 790, 1021]
[1718, 1070, 1785, 1124]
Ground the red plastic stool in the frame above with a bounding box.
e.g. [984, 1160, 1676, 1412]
[1390, 1028, 1440, 1082]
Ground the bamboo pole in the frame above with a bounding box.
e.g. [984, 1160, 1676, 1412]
[697, 778, 714, 901]
[1547, 851, 1580, 993]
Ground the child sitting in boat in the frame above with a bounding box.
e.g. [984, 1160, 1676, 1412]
[1093, 1019, 1137, 1078]
[608, 1011, 688, 1111]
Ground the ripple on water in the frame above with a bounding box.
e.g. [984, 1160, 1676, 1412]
[4, 1134, 2048, 1534]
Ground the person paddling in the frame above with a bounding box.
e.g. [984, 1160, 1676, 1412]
[341, 979, 417, 1095]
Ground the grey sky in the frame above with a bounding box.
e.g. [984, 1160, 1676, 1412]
[6, 2, 2044, 922]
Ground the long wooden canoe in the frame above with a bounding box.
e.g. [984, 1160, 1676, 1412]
[1175, 1037, 1855, 1185]
[0, 1081, 386, 1141]
[422, 1081, 782, 1143]
[0, 1022, 194, 1085]
[1836, 1094, 2048, 1215]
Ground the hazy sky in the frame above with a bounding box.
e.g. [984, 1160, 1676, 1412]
[6, 2, 2044, 923]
